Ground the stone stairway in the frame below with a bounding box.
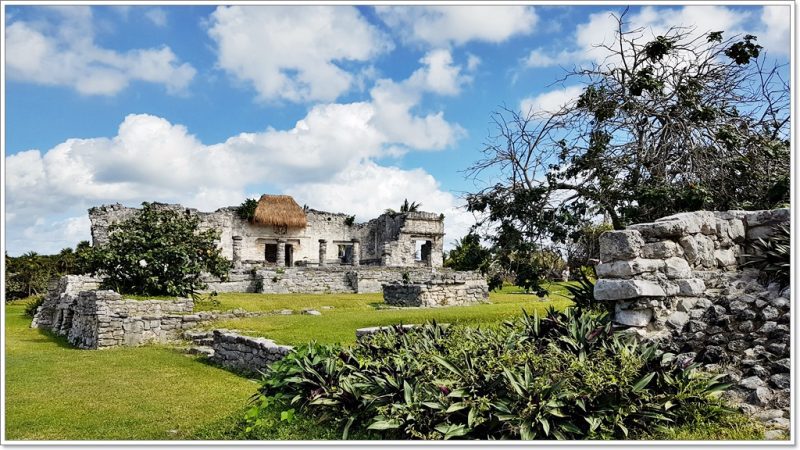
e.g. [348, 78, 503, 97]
[183, 330, 214, 357]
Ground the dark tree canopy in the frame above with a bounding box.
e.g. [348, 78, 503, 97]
[466, 10, 789, 293]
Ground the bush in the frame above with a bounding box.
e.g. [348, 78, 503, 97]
[237, 198, 258, 222]
[744, 223, 790, 288]
[90, 202, 231, 297]
[23, 296, 45, 318]
[564, 270, 610, 314]
[247, 309, 731, 440]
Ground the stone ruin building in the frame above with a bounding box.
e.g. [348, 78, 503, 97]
[90, 194, 445, 269]
[88, 195, 451, 294]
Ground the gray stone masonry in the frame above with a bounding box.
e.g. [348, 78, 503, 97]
[383, 272, 489, 307]
[203, 266, 456, 294]
[210, 330, 293, 376]
[32, 275, 264, 349]
[594, 208, 790, 416]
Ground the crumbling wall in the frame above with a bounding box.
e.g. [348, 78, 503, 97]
[202, 266, 452, 294]
[210, 330, 293, 376]
[32, 275, 203, 349]
[383, 272, 489, 307]
[595, 208, 790, 412]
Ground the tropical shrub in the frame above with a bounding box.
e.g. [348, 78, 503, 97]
[23, 295, 45, 317]
[246, 310, 731, 440]
[564, 271, 609, 314]
[237, 198, 258, 222]
[90, 202, 231, 297]
[744, 223, 790, 287]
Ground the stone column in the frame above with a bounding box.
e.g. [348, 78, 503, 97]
[277, 239, 287, 267]
[232, 236, 243, 268]
[318, 240, 328, 267]
[351, 239, 361, 267]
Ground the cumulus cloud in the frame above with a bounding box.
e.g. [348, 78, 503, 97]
[208, 5, 392, 103]
[376, 5, 538, 47]
[289, 161, 475, 249]
[5, 6, 195, 95]
[520, 85, 584, 115]
[525, 5, 789, 68]
[6, 67, 469, 254]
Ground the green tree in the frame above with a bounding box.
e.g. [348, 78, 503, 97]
[90, 202, 231, 297]
[444, 233, 490, 272]
[467, 11, 788, 295]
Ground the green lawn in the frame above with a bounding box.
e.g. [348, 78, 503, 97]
[196, 282, 574, 345]
[4, 301, 256, 441]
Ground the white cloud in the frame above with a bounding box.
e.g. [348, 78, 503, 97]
[376, 5, 538, 47]
[208, 5, 392, 103]
[520, 85, 584, 115]
[757, 5, 791, 56]
[289, 161, 475, 250]
[6, 81, 466, 254]
[5, 6, 195, 95]
[526, 5, 787, 69]
[145, 8, 167, 27]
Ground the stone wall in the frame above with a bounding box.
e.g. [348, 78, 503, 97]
[383, 272, 489, 307]
[32, 275, 207, 349]
[203, 266, 453, 294]
[594, 208, 790, 412]
[88, 202, 446, 269]
[210, 330, 293, 376]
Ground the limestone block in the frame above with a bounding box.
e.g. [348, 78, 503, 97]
[745, 208, 790, 227]
[746, 225, 775, 241]
[595, 258, 664, 278]
[599, 230, 644, 261]
[664, 257, 692, 279]
[629, 220, 686, 238]
[676, 279, 706, 296]
[614, 305, 653, 327]
[640, 240, 682, 259]
[666, 311, 690, 330]
[594, 279, 666, 301]
[727, 219, 746, 242]
[714, 249, 737, 268]
[656, 211, 716, 235]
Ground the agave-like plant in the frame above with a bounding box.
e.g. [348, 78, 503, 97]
[744, 223, 790, 287]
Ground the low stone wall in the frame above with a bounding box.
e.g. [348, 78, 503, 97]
[203, 266, 450, 294]
[31, 275, 256, 349]
[383, 273, 489, 307]
[594, 208, 790, 413]
[210, 330, 293, 376]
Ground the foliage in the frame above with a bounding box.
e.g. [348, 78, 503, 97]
[400, 199, 422, 213]
[444, 233, 490, 272]
[466, 12, 789, 295]
[344, 215, 356, 226]
[90, 202, 231, 297]
[563, 272, 608, 314]
[566, 223, 613, 272]
[387, 199, 422, 216]
[247, 309, 731, 440]
[744, 223, 790, 287]
[237, 198, 258, 222]
[23, 295, 45, 318]
[5, 241, 95, 301]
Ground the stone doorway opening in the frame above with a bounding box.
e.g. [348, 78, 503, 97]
[265, 244, 278, 263]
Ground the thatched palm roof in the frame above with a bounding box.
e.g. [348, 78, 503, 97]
[253, 195, 307, 228]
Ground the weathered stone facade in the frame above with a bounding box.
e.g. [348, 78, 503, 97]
[383, 272, 489, 307]
[31, 275, 257, 349]
[88, 201, 445, 271]
[203, 265, 453, 294]
[594, 208, 790, 416]
[209, 330, 293, 376]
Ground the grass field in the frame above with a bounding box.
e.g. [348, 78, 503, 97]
[4, 284, 770, 441]
[196, 282, 574, 345]
[4, 301, 256, 441]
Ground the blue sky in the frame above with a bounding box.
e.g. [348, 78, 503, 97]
[4, 4, 791, 255]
